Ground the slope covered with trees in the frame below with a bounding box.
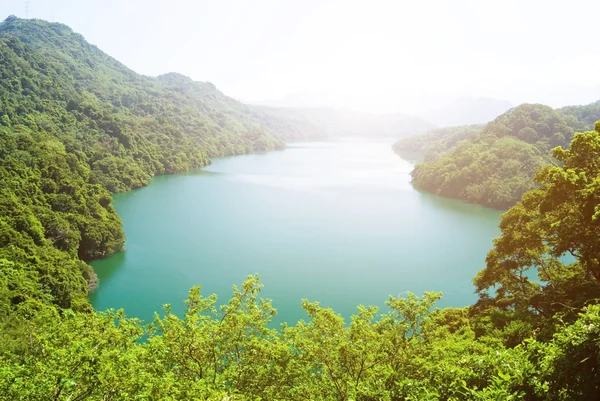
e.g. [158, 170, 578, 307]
[1, 16, 600, 400]
[0, 16, 284, 315]
[559, 100, 600, 131]
[0, 17, 284, 189]
[400, 103, 600, 208]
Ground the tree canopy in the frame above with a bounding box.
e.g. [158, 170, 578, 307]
[473, 123, 600, 335]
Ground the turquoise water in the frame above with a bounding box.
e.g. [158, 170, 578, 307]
[90, 139, 503, 325]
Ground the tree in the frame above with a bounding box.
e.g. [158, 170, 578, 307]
[473, 122, 600, 333]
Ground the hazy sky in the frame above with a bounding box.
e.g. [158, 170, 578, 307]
[2, 0, 599, 113]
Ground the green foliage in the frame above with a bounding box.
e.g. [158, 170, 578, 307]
[403, 103, 600, 208]
[472, 124, 600, 346]
[0, 276, 541, 400]
[2, 275, 597, 400]
[411, 136, 549, 208]
[526, 304, 600, 400]
[559, 100, 600, 131]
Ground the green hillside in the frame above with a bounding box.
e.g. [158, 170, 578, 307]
[399, 103, 600, 208]
[0, 16, 284, 312]
[0, 17, 284, 190]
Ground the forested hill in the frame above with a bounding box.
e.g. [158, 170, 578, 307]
[397, 102, 600, 208]
[558, 99, 600, 129]
[0, 16, 284, 190]
[0, 16, 285, 312]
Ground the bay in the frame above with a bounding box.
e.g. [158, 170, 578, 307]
[90, 139, 503, 325]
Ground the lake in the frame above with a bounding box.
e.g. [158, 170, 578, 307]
[90, 139, 503, 325]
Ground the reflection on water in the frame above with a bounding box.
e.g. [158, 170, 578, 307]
[416, 188, 506, 219]
[88, 252, 125, 303]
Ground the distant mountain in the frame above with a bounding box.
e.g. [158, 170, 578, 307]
[393, 124, 484, 162]
[252, 106, 435, 140]
[249, 92, 336, 109]
[416, 97, 513, 127]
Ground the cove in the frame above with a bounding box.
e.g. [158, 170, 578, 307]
[90, 139, 503, 325]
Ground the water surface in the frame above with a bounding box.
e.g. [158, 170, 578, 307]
[91, 139, 503, 325]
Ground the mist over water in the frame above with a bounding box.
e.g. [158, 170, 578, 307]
[90, 139, 502, 325]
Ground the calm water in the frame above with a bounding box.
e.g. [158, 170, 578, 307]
[90, 139, 503, 325]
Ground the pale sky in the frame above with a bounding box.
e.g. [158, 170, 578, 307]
[2, 0, 599, 113]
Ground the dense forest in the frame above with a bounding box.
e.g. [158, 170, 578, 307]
[1, 16, 600, 400]
[396, 102, 600, 208]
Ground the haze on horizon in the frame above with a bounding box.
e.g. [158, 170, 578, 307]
[2, 0, 599, 114]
